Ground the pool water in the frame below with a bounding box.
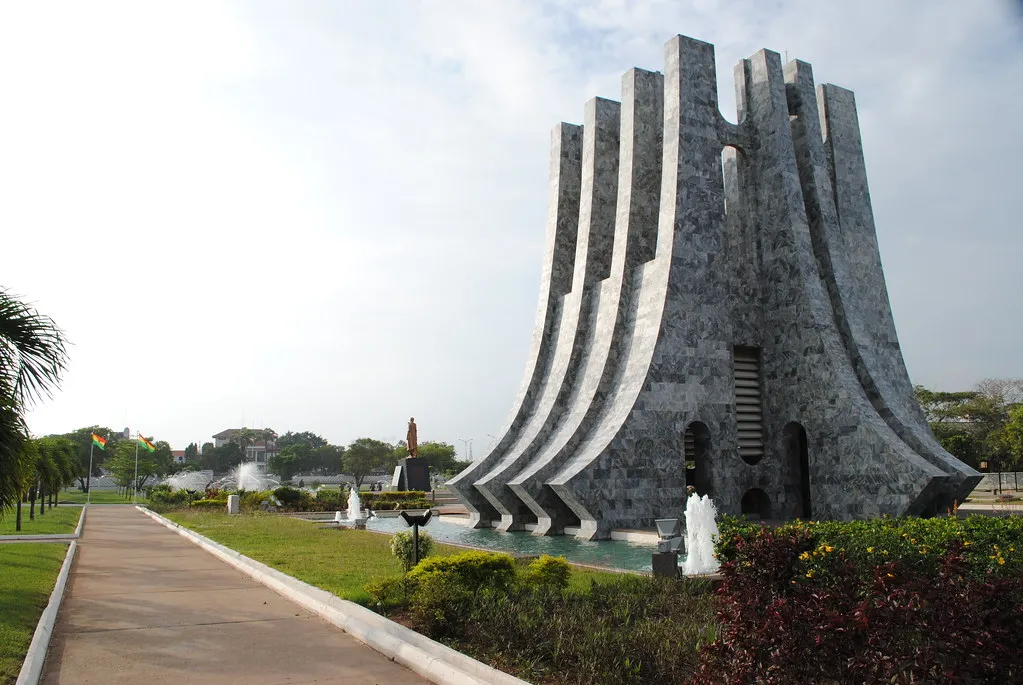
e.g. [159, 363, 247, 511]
[363, 516, 656, 573]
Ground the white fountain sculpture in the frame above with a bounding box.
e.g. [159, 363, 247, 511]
[164, 471, 213, 492]
[682, 493, 720, 575]
[347, 488, 364, 523]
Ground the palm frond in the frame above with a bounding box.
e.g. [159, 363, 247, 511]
[0, 288, 69, 408]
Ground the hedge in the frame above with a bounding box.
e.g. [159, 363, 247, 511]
[695, 515, 1023, 684]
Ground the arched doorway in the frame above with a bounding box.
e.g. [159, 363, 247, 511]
[740, 488, 771, 520]
[683, 422, 711, 496]
[783, 422, 811, 518]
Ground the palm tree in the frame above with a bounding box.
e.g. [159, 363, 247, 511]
[0, 288, 68, 516]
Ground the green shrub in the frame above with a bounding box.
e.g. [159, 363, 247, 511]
[520, 555, 571, 591]
[147, 484, 193, 507]
[407, 573, 715, 683]
[272, 486, 303, 508]
[408, 571, 475, 637]
[364, 576, 409, 609]
[407, 550, 515, 592]
[370, 499, 432, 511]
[190, 499, 226, 510]
[716, 514, 1023, 580]
[239, 489, 274, 511]
[376, 490, 426, 502]
[314, 487, 348, 509]
[390, 530, 436, 573]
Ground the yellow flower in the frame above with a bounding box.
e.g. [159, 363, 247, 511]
[964, 541, 972, 547]
[799, 552, 811, 561]
[806, 570, 814, 578]
[998, 558, 1006, 566]
[825, 545, 834, 553]
[886, 573, 895, 578]
[866, 547, 874, 553]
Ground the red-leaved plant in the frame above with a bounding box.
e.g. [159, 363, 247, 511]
[692, 528, 1023, 684]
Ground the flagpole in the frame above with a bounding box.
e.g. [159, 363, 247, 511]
[86, 442, 94, 506]
[133, 431, 140, 504]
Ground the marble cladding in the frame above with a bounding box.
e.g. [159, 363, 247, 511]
[448, 34, 981, 539]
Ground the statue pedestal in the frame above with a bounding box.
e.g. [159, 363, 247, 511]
[227, 494, 240, 515]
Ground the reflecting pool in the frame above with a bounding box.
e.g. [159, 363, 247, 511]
[362, 516, 656, 573]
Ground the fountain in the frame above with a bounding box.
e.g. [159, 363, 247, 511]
[682, 493, 720, 575]
[164, 470, 213, 491]
[211, 462, 280, 492]
[347, 488, 364, 523]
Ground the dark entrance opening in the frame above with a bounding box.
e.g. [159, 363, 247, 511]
[740, 488, 771, 520]
[783, 422, 812, 518]
[683, 422, 711, 496]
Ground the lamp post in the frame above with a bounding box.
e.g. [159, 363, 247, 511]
[459, 438, 473, 463]
[399, 509, 433, 566]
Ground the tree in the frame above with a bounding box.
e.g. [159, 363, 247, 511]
[200, 442, 243, 473]
[277, 431, 326, 451]
[999, 406, 1023, 471]
[30, 437, 58, 516]
[63, 425, 118, 491]
[343, 438, 394, 488]
[311, 444, 344, 474]
[37, 436, 76, 507]
[415, 441, 460, 474]
[916, 379, 1023, 470]
[184, 442, 199, 463]
[0, 288, 68, 516]
[105, 440, 163, 496]
[269, 443, 311, 482]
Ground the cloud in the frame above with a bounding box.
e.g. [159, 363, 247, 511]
[3, 0, 1019, 450]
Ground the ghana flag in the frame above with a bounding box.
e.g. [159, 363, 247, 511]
[138, 434, 156, 453]
[91, 433, 106, 450]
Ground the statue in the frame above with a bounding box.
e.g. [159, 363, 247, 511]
[406, 417, 418, 457]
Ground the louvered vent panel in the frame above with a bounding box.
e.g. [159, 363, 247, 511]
[683, 427, 696, 462]
[734, 347, 764, 461]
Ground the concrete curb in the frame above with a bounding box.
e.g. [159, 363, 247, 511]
[136, 506, 531, 685]
[74, 506, 86, 538]
[16, 540, 77, 685]
[0, 507, 87, 544]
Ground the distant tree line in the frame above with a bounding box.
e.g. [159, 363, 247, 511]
[916, 378, 1023, 471]
[176, 429, 469, 488]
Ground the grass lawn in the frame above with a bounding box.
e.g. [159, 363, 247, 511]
[58, 490, 146, 505]
[0, 544, 68, 685]
[165, 511, 621, 603]
[0, 506, 80, 536]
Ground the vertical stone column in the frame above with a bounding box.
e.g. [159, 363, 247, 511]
[447, 123, 582, 527]
[814, 80, 978, 504]
[509, 68, 664, 535]
[742, 48, 946, 519]
[474, 98, 621, 530]
[549, 35, 734, 539]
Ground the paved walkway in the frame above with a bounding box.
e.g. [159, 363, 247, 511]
[41, 506, 428, 685]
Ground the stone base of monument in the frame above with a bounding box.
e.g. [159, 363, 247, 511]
[226, 494, 239, 515]
[651, 551, 681, 579]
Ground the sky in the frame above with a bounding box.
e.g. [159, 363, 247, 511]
[2, 1, 1021, 459]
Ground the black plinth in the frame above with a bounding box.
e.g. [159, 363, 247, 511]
[651, 552, 680, 579]
[396, 457, 431, 492]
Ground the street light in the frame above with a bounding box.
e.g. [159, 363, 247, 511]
[459, 438, 474, 462]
